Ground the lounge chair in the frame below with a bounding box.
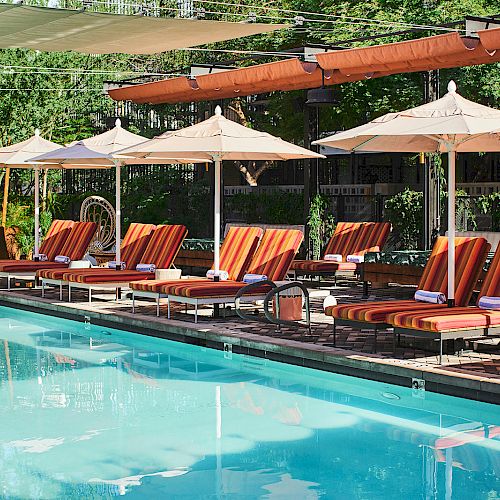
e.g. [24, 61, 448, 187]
[324, 236, 491, 351]
[163, 228, 304, 323]
[129, 225, 263, 316]
[291, 222, 391, 281]
[37, 222, 156, 299]
[388, 245, 500, 362]
[0, 221, 96, 289]
[61, 224, 187, 302]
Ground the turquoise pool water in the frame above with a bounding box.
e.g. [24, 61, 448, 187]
[0, 306, 498, 499]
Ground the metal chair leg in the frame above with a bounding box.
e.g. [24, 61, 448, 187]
[132, 293, 135, 313]
[89, 288, 92, 303]
[41, 281, 45, 298]
[68, 285, 72, 302]
[156, 296, 160, 317]
[59, 283, 63, 301]
[167, 298, 171, 319]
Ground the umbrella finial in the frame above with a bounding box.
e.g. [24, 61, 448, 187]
[447, 80, 457, 94]
[214, 105, 222, 116]
[34, 128, 40, 137]
[115, 118, 122, 128]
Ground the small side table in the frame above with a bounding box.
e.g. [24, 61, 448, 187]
[89, 251, 116, 266]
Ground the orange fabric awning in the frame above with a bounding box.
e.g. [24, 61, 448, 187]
[108, 28, 500, 105]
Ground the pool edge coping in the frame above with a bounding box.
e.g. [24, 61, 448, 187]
[0, 291, 498, 405]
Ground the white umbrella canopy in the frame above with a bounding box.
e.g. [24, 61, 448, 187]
[314, 81, 500, 305]
[119, 106, 325, 274]
[33, 119, 207, 263]
[0, 130, 63, 256]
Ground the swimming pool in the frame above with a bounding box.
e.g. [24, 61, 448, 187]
[0, 305, 498, 499]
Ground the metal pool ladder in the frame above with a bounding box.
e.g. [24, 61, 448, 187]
[234, 280, 311, 334]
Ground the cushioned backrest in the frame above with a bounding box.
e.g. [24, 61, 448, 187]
[323, 222, 362, 259]
[140, 224, 188, 269]
[213, 226, 263, 281]
[120, 223, 156, 269]
[248, 229, 304, 280]
[57, 222, 97, 260]
[365, 222, 392, 252]
[39, 220, 75, 260]
[418, 236, 490, 306]
[479, 245, 500, 299]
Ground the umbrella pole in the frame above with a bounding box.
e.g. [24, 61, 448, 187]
[447, 148, 455, 307]
[213, 155, 221, 275]
[34, 165, 40, 258]
[2, 166, 10, 227]
[115, 160, 121, 265]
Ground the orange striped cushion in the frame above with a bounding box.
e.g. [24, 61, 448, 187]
[39, 220, 75, 260]
[478, 244, 500, 299]
[215, 226, 263, 281]
[131, 278, 209, 293]
[130, 226, 263, 293]
[65, 270, 154, 283]
[0, 261, 69, 273]
[323, 222, 362, 258]
[58, 222, 97, 260]
[140, 224, 187, 269]
[165, 280, 272, 298]
[389, 307, 500, 332]
[120, 223, 156, 269]
[327, 300, 448, 323]
[247, 228, 303, 280]
[418, 236, 490, 306]
[364, 222, 391, 254]
[325, 236, 490, 323]
[291, 260, 357, 272]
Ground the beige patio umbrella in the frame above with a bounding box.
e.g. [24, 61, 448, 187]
[0, 130, 63, 257]
[314, 81, 500, 305]
[118, 106, 325, 275]
[34, 119, 205, 264]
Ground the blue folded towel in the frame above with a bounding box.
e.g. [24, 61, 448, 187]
[346, 254, 364, 264]
[54, 255, 70, 264]
[243, 273, 268, 284]
[415, 290, 446, 304]
[206, 270, 229, 281]
[108, 261, 127, 270]
[478, 296, 500, 310]
[136, 263, 156, 273]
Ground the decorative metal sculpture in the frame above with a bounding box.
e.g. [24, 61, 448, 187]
[80, 196, 116, 252]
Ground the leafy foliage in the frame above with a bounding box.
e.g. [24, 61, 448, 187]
[307, 194, 335, 260]
[385, 188, 423, 250]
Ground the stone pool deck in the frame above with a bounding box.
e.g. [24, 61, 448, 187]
[0, 282, 499, 404]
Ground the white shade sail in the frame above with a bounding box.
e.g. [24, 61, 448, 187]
[314, 81, 500, 306]
[0, 3, 286, 54]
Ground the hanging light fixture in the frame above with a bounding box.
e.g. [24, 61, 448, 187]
[306, 69, 339, 106]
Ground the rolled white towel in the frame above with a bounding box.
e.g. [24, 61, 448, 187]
[243, 273, 268, 284]
[108, 261, 127, 270]
[478, 296, 500, 310]
[54, 255, 70, 264]
[206, 269, 229, 281]
[324, 254, 342, 262]
[37, 253, 48, 262]
[414, 290, 446, 304]
[136, 263, 156, 273]
[346, 254, 364, 264]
